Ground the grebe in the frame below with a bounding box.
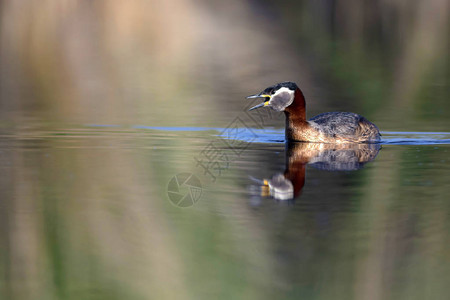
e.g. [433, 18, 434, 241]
[247, 82, 381, 143]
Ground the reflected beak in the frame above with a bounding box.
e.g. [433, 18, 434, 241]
[247, 94, 271, 111]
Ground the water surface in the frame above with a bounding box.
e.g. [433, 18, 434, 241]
[1, 125, 449, 299]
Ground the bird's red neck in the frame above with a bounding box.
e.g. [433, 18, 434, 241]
[284, 88, 306, 120]
[284, 88, 308, 140]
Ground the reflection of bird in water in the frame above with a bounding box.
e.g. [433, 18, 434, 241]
[252, 142, 380, 201]
[247, 82, 380, 143]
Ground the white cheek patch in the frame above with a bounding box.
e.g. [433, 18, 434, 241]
[269, 87, 295, 111]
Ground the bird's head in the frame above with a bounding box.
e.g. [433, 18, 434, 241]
[247, 82, 299, 112]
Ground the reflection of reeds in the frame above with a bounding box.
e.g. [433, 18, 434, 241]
[2, 137, 192, 299]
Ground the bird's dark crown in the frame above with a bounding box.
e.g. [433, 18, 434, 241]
[261, 82, 299, 95]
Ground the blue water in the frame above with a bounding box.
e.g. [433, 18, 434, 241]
[108, 125, 450, 145]
[3, 123, 448, 300]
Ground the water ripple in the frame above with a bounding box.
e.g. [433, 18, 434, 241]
[88, 125, 450, 145]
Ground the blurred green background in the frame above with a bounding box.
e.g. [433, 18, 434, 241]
[1, 0, 448, 129]
[0, 1, 449, 300]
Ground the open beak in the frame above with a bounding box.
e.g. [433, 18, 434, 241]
[246, 94, 271, 111]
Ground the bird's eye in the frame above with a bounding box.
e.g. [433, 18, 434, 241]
[271, 90, 276, 95]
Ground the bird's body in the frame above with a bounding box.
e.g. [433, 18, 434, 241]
[287, 111, 381, 143]
[248, 82, 380, 143]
